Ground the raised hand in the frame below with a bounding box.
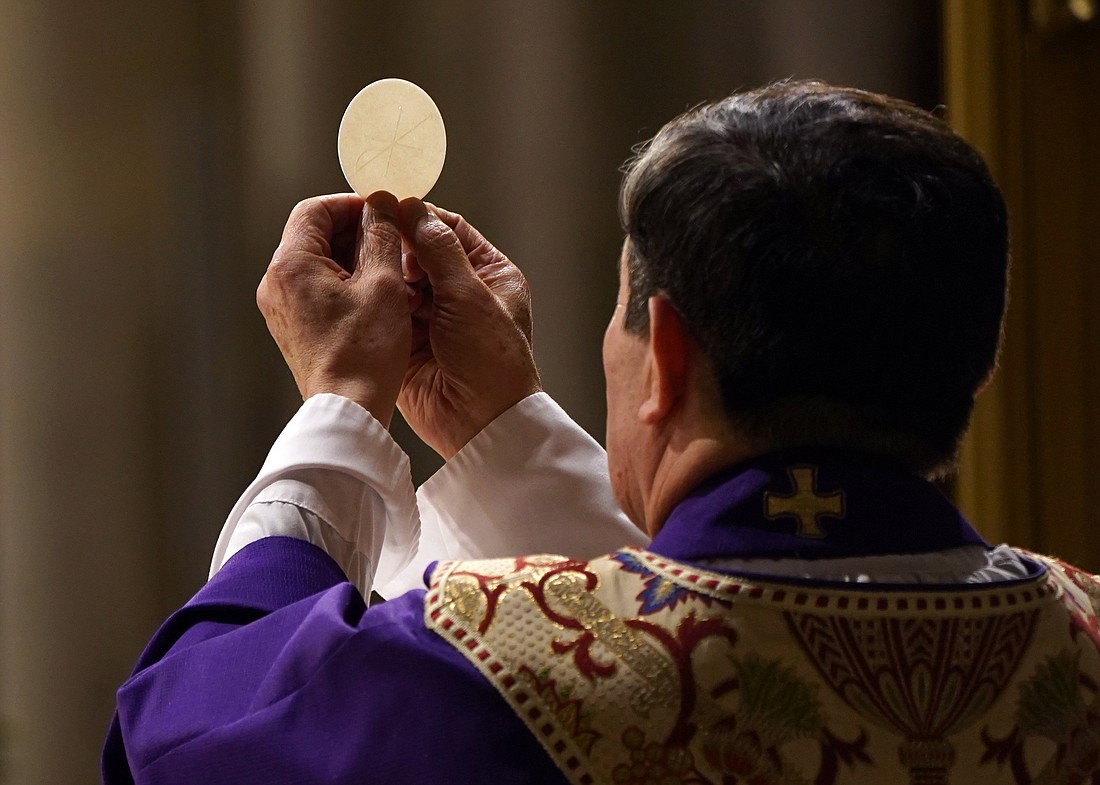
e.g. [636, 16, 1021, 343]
[257, 192, 411, 427]
[396, 199, 541, 458]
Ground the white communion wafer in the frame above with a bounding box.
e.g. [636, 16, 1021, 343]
[338, 78, 447, 200]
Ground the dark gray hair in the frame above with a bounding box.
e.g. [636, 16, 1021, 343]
[618, 80, 1008, 477]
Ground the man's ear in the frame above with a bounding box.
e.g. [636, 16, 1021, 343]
[639, 294, 691, 425]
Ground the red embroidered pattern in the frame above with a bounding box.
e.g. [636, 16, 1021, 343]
[425, 549, 1099, 784]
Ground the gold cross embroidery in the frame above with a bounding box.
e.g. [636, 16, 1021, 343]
[763, 465, 845, 538]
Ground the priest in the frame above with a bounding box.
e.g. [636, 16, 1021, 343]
[103, 81, 1100, 785]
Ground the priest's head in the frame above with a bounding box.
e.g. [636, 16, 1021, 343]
[602, 80, 1008, 534]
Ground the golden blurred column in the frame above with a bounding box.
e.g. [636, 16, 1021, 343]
[947, 0, 1100, 569]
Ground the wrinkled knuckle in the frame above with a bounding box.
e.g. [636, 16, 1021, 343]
[365, 220, 402, 252]
[256, 277, 270, 311]
[290, 196, 318, 218]
[264, 256, 309, 294]
[287, 198, 326, 236]
[500, 275, 528, 301]
[265, 256, 296, 281]
[376, 271, 408, 303]
[418, 219, 456, 253]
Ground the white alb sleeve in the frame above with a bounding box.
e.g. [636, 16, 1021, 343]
[375, 392, 649, 597]
[209, 394, 419, 596]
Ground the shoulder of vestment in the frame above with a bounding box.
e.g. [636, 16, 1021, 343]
[425, 547, 1100, 785]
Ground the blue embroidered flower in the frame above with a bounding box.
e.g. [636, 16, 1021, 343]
[637, 575, 690, 614]
[612, 551, 690, 614]
[611, 551, 654, 577]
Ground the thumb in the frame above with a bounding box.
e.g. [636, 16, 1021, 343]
[355, 191, 403, 284]
[397, 198, 480, 294]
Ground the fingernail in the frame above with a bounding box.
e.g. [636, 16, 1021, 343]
[366, 190, 398, 220]
[398, 198, 429, 234]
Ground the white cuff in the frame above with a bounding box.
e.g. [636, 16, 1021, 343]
[376, 392, 647, 597]
[210, 394, 419, 592]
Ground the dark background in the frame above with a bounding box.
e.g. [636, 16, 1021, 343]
[0, 2, 940, 782]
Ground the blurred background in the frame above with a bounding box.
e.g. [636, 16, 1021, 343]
[0, 1, 1097, 782]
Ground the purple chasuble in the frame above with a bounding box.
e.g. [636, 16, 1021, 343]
[103, 453, 1027, 784]
[102, 536, 564, 785]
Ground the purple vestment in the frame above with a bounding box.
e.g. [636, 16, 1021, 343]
[102, 536, 564, 784]
[103, 452, 1034, 784]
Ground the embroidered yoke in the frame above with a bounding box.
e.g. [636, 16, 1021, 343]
[426, 548, 1100, 785]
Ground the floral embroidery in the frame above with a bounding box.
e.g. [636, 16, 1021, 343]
[518, 666, 601, 755]
[1053, 559, 1100, 649]
[427, 549, 1097, 785]
[612, 551, 692, 615]
[1017, 651, 1090, 738]
[982, 650, 1100, 783]
[611, 727, 693, 785]
[702, 655, 828, 784]
[729, 655, 824, 745]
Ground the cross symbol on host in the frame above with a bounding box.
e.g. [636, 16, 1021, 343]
[354, 106, 428, 175]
